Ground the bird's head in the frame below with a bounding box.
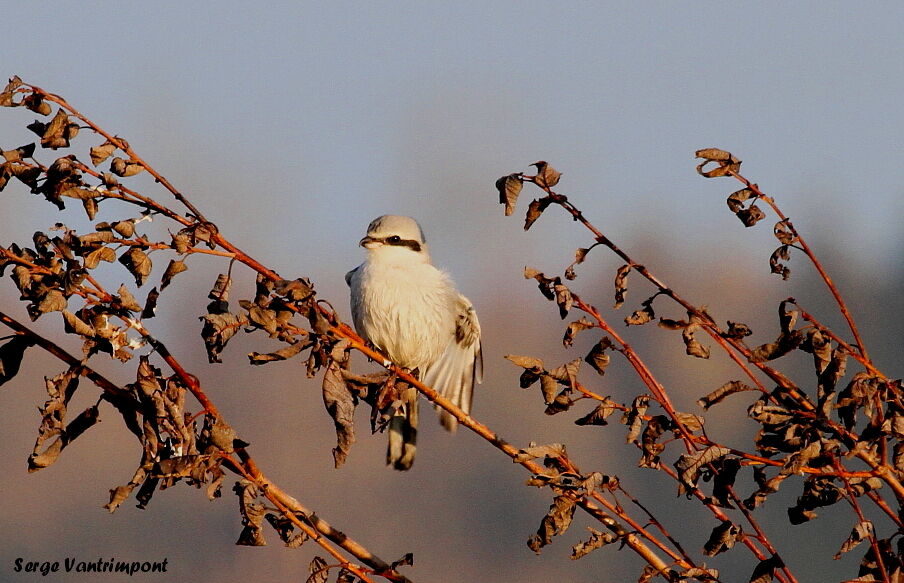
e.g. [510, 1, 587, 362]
[359, 215, 431, 264]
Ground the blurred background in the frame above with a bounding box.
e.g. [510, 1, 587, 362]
[1, 2, 902, 582]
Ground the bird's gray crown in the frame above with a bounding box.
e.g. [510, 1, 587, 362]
[366, 215, 426, 244]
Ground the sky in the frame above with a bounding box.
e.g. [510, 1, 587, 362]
[1, 2, 902, 583]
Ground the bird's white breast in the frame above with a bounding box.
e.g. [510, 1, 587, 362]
[350, 260, 458, 370]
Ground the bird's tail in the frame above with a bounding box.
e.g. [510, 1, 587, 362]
[387, 387, 418, 470]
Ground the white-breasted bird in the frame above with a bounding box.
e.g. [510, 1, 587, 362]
[346, 215, 483, 470]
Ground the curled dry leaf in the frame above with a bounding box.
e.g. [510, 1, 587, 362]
[514, 442, 566, 463]
[110, 157, 144, 177]
[697, 380, 755, 409]
[613, 264, 631, 309]
[322, 361, 357, 468]
[571, 527, 617, 560]
[307, 556, 329, 583]
[584, 337, 613, 376]
[531, 160, 561, 189]
[695, 148, 741, 178]
[496, 172, 523, 216]
[574, 398, 618, 426]
[563, 316, 594, 347]
[527, 495, 577, 554]
[524, 196, 553, 231]
[90, 141, 117, 166]
[0, 335, 35, 386]
[703, 520, 742, 557]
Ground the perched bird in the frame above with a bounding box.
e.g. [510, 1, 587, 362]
[346, 215, 482, 470]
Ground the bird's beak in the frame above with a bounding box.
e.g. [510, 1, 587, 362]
[359, 235, 381, 249]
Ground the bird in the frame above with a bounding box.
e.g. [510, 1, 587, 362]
[346, 215, 482, 470]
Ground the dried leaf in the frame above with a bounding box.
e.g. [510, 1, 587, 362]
[0, 335, 35, 387]
[248, 341, 306, 365]
[697, 380, 755, 409]
[84, 246, 116, 269]
[531, 161, 561, 188]
[119, 247, 152, 286]
[622, 395, 649, 444]
[496, 173, 523, 216]
[613, 264, 631, 309]
[726, 187, 754, 213]
[524, 196, 553, 231]
[725, 321, 753, 339]
[322, 361, 357, 468]
[674, 446, 731, 496]
[574, 399, 617, 426]
[209, 273, 232, 301]
[142, 287, 160, 319]
[571, 527, 617, 560]
[748, 555, 783, 583]
[161, 259, 187, 290]
[274, 278, 315, 302]
[505, 354, 544, 370]
[625, 303, 654, 326]
[736, 204, 766, 227]
[307, 556, 329, 583]
[563, 317, 594, 347]
[773, 219, 795, 244]
[110, 157, 144, 177]
[90, 141, 117, 166]
[116, 284, 141, 312]
[703, 520, 742, 556]
[62, 310, 96, 338]
[527, 495, 576, 554]
[682, 325, 711, 359]
[514, 442, 565, 463]
[769, 245, 792, 280]
[695, 148, 741, 178]
[554, 283, 572, 319]
[584, 337, 613, 375]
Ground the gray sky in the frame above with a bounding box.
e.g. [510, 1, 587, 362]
[1, 3, 902, 582]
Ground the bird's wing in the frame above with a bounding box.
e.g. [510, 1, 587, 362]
[423, 293, 482, 431]
[344, 266, 359, 287]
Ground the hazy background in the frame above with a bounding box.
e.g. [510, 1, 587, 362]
[1, 2, 902, 582]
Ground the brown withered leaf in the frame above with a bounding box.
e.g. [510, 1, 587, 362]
[209, 273, 232, 301]
[265, 513, 309, 548]
[773, 219, 795, 244]
[554, 283, 572, 319]
[496, 172, 523, 216]
[749, 330, 803, 362]
[0, 335, 35, 387]
[307, 556, 329, 583]
[142, 287, 160, 319]
[709, 457, 741, 508]
[390, 552, 414, 570]
[544, 388, 574, 415]
[625, 302, 654, 326]
[563, 317, 594, 347]
[639, 415, 668, 468]
[274, 278, 315, 302]
[539, 375, 558, 404]
[524, 196, 553, 230]
[524, 267, 557, 301]
[200, 311, 247, 363]
[531, 161, 561, 188]
[90, 141, 117, 166]
[725, 321, 753, 339]
[674, 446, 731, 496]
[726, 187, 754, 213]
[695, 148, 741, 178]
[249, 341, 306, 365]
[574, 398, 617, 426]
[119, 247, 152, 286]
[84, 246, 116, 269]
[834, 521, 874, 560]
[613, 264, 631, 309]
[505, 354, 545, 370]
[23, 93, 52, 115]
[769, 245, 791, 280]
[736, 204, 765, 227]
[116, 284, 141, 312]
[584, 337, 613, 375]
[527, 495, 576, 554]
[161, 259, 187, 290]
[703, 520, 742, 557]
[0, 76, 23, 107]
[571, 527, 617, 560]
[622, 395, 649, 444]
[40, 109, 74, 149]
[234, 480, 267, 546]
[682, 324, 710, 359]
[110, 157, 144, 177]
[514, 442, 566, 463]
[36, 288, 67, 315]
[62, 310, 96, 337]
[748, 555, 783, 583]
[697, 380, 755, 409]
[322, 361, 357, 468]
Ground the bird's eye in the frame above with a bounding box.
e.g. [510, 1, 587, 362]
[386, 235, 401, 244]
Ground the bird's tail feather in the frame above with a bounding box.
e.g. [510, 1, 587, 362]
[387, 388, 418, 470]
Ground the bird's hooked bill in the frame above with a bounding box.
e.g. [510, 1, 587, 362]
[359, 235, 381, 248]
